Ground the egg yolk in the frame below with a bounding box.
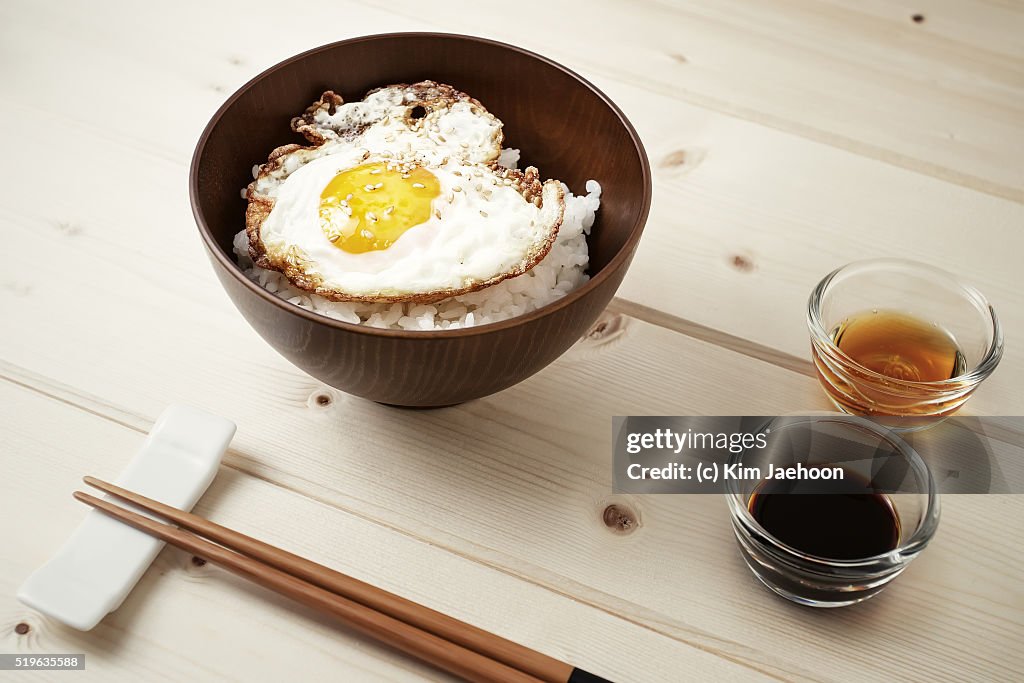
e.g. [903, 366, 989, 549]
[319, 162, 440, 253]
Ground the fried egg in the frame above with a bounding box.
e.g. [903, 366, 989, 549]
[245, 82, 565, 303]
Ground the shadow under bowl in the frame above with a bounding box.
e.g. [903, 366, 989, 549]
[190, 33, 651, 407]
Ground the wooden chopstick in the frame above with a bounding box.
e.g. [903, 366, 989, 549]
[77, 478, 610, 683]
[74, 489, 538, 683]
[80, 477, 570, 681]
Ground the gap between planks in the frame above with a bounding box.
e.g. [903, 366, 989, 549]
[0, 357, 798, 682]
[606, 298, 816, 378]
[586, 61, 1024, 204]
[604, 300, 1024, 452]
[5, 0, 1021, 206]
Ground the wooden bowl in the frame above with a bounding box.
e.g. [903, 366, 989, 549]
[190, 33, 651, 407]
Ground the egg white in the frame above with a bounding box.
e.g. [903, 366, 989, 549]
[256, 151, 563, 301]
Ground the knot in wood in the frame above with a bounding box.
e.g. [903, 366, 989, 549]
[603, 504, 639, 534]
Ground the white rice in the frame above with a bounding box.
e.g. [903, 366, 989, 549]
[234, 150, 600, 330]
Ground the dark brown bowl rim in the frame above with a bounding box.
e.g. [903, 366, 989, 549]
[189, 32, 652, 339]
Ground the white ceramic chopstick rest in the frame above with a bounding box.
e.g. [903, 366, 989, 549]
[17, 404, 236, 630]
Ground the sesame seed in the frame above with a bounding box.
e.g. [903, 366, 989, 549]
[385, 205, 395, 215]
[346, 193, 353, 201]
[364, 184, 375, 192]
[370, 168, 382, 175]
[375, 182, 383, 189]
[479, 210, 488, 217]
[437, 134, 447, 142]
[447, 191, 454, 202]
[453, 170, 462, 176]
[475, 183, 482, 191]
[453, 186, 462, 192]
[402, 173, 410, 179]
[412, 182, 425, 189]
[460, 142, 469, 148]
[434, 209, 441, 219]
[367, 212, 378, 222]
[328, 234, 340, 242]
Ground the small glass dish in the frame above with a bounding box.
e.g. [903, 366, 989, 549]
[807, 258, 1002, 424]
[726, 415, 940, 608]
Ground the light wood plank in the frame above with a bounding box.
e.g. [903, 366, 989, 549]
[3, 300, 1021, 682]
[1, 2, 1022, 681]
[816, 0, 1024, 59]
[8, 0, 1020, 198]
[2, 382, 763, 682]
[616, 93, 1024, 412]
[377, 0, 1024, 198]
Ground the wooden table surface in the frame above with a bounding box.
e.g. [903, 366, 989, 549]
[2, 1, 1022, 681]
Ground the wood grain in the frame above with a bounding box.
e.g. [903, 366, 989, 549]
[81, 476, 577, 683]
[0, 382, 765, 682]
[73, 491, 545, 683]
[400, 0, 1024, 200]
[7, 0, 1020, 198]
[1, 0, 1022, 681]
[3, 308, 1022, 681]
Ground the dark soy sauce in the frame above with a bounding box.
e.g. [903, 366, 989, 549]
[748, 478, 901, 560]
